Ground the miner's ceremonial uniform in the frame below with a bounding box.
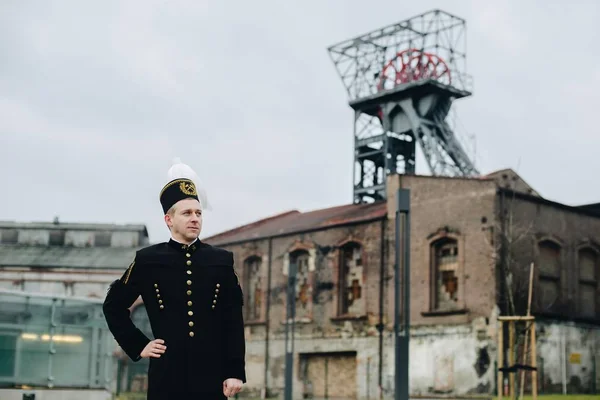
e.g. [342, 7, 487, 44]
[103, 161, 246, 399]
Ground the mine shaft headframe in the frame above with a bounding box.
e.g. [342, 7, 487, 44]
[327, 9, 472, 102]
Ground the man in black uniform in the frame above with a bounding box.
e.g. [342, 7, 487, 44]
[103, 166, 246, 399]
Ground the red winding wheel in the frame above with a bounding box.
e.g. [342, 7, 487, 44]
[377, 48, 451, 91]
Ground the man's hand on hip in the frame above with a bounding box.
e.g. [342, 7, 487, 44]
[140, 339, 166, 358]
[223, 378, 243, 397]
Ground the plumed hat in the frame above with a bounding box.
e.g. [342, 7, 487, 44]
[159, 158, 211, 214]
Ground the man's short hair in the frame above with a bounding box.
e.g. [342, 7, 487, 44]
[166, 205, 176, 217]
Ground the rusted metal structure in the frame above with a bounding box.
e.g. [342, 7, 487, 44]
[328, 9, 479, 203]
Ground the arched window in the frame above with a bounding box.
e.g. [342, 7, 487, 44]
[537, 240, 561, 312]
[243, 256, 263, 321]
[289, 249, 312, 320]
[338, 242, 365, 316]
[431, 238, 459, 311]
[577, 247, 598, 318]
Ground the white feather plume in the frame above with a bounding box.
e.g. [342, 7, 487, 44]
[166, 157, 211, 211]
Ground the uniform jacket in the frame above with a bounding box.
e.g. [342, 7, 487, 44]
[103, 239, 246, 397]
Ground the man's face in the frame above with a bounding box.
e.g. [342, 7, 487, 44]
[165, 198, 203, 243]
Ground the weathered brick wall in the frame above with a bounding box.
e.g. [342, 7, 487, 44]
[205, 174, 600, 397]
[497, 192, 600, 320]
[386, 174, 499, 327]
[216, 220, 385, 338]
[212, 220, 386, 398]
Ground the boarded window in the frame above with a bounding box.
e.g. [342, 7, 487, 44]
[432, 238, 459, 310]
[290, 250, 312, 320]
[578, 248, 598, 318]
[537, 240, 561, 312]
[539, 241, 561, 277]
[243, 256, 263, 321]
[299, 352, 357, 399]
[338, 242, 365, 316]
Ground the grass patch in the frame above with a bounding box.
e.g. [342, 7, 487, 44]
[521, 396, 599, 400]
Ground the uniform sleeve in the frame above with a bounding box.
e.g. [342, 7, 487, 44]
[103, 253, 150, 362]
[222, 251, 247, 382]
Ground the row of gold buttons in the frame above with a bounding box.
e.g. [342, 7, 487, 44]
[154, 283, 164, 310]
[213, 283, 220, 309]
[186, 252, 194, 337]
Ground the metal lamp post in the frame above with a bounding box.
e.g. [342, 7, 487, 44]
[395, 188, 411, 400]
[284, 261, 297, 400]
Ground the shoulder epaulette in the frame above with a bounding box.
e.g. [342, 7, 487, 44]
[123, 261, 135, 284]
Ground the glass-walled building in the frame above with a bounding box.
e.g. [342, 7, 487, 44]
[0, 221, 152, 397]
[0, 289, 112, 389]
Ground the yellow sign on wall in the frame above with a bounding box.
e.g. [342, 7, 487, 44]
[569, 353, 581, 364]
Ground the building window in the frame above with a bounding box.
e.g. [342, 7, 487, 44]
[94, 232, 112, 247]
[49, 230, 65, 246]
[578, 248, 598, 318]
[338, 242, 365, 316]
[243, 256, 263, 321]
[0, 229, 18, 244]
[290, 250, 312, 321]
[430, 238, 460, 311]
[537, 240, 561, 313]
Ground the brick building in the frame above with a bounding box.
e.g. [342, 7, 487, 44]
[1, 171, 598, 398]
[204, 169, 600, 398]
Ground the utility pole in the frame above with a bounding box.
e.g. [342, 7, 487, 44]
[395, 188, 411, 400]
[284, 261, 297, 400]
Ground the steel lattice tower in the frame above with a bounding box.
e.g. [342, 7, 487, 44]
[328, 9, 479, 203]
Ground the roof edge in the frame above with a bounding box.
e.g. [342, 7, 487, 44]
[206, 213, 386, 247]
[498, 188, 600, 218]
[202, 209, 301, 242]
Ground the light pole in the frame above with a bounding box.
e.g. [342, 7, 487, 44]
[395, 188, 411, 400]
[284, 261, 297, 400]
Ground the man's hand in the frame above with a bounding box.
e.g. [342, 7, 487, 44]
[223, 378, 243, 397]
[140, 339, 166, 358]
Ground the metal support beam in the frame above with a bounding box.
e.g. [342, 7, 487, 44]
[284, 262, 297, 400]
[395, 188, 411, 400]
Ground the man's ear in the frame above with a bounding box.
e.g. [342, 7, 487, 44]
[164, 214, 172, 229]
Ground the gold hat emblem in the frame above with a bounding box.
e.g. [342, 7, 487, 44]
[179, 181, 197, 196]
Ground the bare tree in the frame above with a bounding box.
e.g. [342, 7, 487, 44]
[481, 185, 541, 399]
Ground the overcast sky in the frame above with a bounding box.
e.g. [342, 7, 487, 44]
[1, 0, 598, 243]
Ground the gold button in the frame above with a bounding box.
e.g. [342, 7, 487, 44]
[155, 289, 159, 293]
[187, 290, 192, 295]
[212, 305, 215, 309]
[159, 300, 163, 304]
[214, 294, 218, 298]
[187, 301, 193, 306]
[186, 253, 191, 258]
[187, 280, 192, 285]
[213, 300, 217, 304]
[154, 284, 158, 288]
[188, 311, 193, 316]
[189, 332, 194, 337]
[216, 283, 220, 288]
[187, 270, 192, 275]
[189, 321, 194, 327]
[215, 289, 219, 293]
[157, 294, 161, 298]
[186, 260, 192, 266]
[160, 305, 164, 309]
